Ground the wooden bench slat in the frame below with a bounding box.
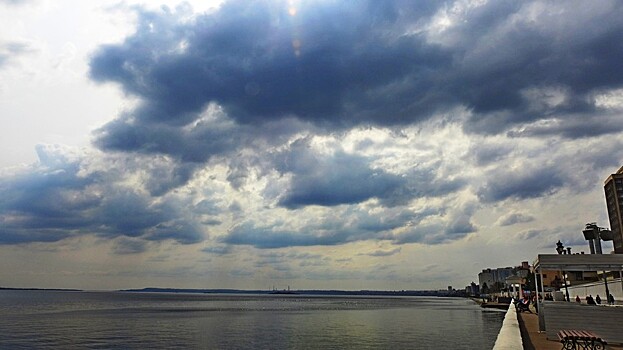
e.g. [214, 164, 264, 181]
[560, 330, 571, 338]
[575, 330, 588, 339]
[557, 329, 607, 349]
[582, 330, 597, 340]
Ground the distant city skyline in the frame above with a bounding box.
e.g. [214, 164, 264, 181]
[1, 0, 622, 291]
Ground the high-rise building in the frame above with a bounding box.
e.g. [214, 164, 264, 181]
[604, 166, 623, 253]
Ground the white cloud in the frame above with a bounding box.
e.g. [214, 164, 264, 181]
[595, 88, 623, 110]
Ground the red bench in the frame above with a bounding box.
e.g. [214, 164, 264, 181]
[557, 329, 607, 350]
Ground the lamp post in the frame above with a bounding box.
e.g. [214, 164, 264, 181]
[555, 240, 570, 302]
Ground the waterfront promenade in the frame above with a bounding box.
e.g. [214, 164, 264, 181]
[517, 312, 623, 350]
[492, 301, 623, 349]
[517, 311, 623, 349]
[517, 311, 563, 350]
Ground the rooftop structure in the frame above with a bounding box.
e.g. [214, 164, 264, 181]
[533, 253, 623, 344]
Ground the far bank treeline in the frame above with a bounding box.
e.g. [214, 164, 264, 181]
[120, 288, 468, 297]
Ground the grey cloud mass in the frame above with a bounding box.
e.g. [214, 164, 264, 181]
[497, 212, 535, 227]
[89, 0, 623, 157]
[363, 247, 401, 257]
[221, 222, 358, 249]
[2, 0, 623, 259]
[272, 137, 467, 209]
[478, 165, 565, 202]
[0, 145, 204, 245]
[90, 1, 447, 130]
[274, 140, 408, 208]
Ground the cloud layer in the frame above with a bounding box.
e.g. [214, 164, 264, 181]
[1, 0, 623, 289]
[90, 0, 623, 145]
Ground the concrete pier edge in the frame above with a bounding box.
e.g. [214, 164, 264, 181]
[492, 301, 523, 350]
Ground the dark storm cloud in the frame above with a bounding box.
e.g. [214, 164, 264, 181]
[220, 209, 399, 249]
[477, 166, 565, 202]
[507, 113, 623, 139]
[219, 203, 465, 249]
[0, 228, 71, 245]
[0, 146, 98, 242]
[0, 146, 204, 245]
[7, 0, 622, 253]
[90, 1, 446, 131]
[276, 150, 407, 208]
[89, 0, 623, 161]
[82, 0, 623, 224]
[453, 1, 623, 134]
[273, 138, 466, 209]
[92, 108, 243, 163]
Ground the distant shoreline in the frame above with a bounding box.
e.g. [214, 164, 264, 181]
[0, 287, 82, 292]
[118, 287, 467, 297]
[0, 286, 471, 298]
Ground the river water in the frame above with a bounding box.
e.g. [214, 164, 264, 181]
[0, 290, 504, 349]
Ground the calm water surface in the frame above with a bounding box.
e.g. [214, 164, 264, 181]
[0, 290, 504, 349]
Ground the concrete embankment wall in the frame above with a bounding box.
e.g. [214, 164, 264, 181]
[492, 302, 523, 350]
[567, 277, 623, 302]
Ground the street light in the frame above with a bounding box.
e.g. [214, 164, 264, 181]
[555, 240, 570, 301]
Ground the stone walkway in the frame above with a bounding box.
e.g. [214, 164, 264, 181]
[517, 311, 623, 349]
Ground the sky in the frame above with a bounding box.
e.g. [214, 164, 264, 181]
[1, 0, 623, 291]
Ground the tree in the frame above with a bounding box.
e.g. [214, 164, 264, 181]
[525, 271, 536, 291]
[491, 281, 504, 293]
